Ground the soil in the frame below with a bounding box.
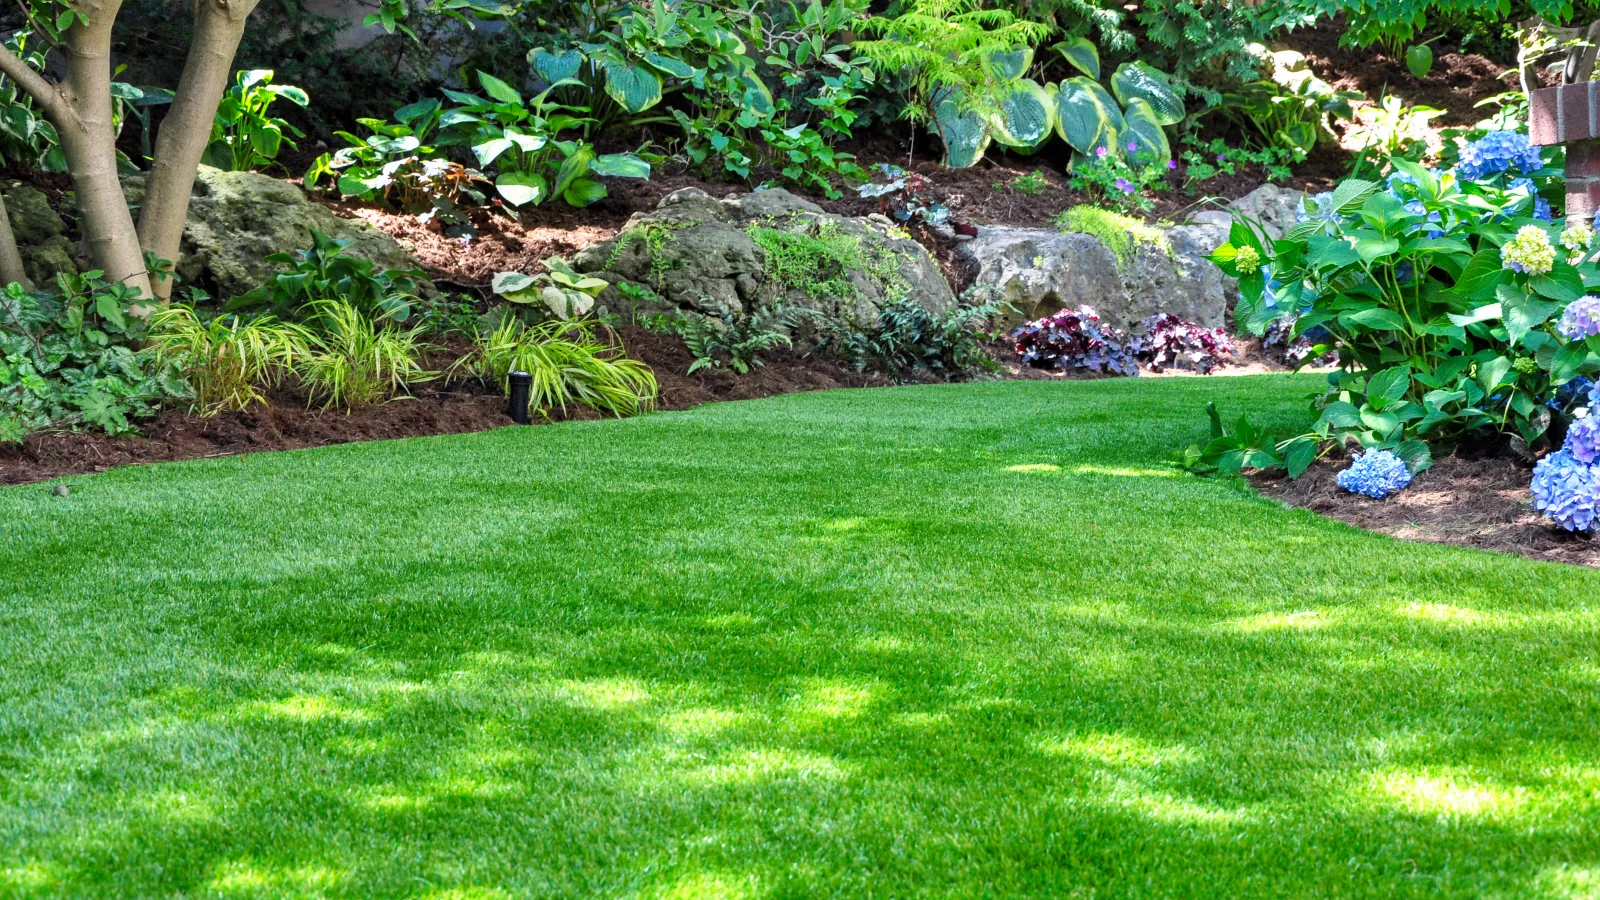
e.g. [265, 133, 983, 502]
[1253, 454, 1600, 569]
[0, 325, 890, 486]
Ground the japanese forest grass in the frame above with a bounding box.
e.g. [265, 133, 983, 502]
[2, 374, 1598, 898]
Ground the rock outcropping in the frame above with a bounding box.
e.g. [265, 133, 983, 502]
[959, 185, 1306, 329]
[573, 187, 954, 322]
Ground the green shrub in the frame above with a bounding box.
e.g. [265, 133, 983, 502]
[671, 306, 806, 374]
[203, 69, 310, 172]
[816, 298, 1006, 378]
[230, 231, 426, 323]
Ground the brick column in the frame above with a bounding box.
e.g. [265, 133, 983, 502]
[1531, 82, 1600, 222]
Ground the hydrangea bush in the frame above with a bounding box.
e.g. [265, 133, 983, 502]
[1335, 449, 1413, 498]
[1130, 314, 1238, 374]
[1011, 306, 1138, 377]
[1210, 130, 1599, 469]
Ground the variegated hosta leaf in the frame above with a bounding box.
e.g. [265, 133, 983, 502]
[931, 95, 990, 168]
[643, 51, 696, 79]
[1109, 62, 1184, 126]
[1120, 98, 1171, 168]
[602, 61, 663, 113]
[553, 145, 596, 200]
[589, 153, 651, 179]
[1053, 77, 1123, 156]
[990, 79, 1054, 150]
[1054, 37, 1100, 80]
[986, 47, 1033, 80]
[495, 171, 547, 206]
[528, 47, 584, 85]
[736, 70, 775, 118]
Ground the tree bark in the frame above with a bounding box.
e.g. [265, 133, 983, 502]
[138, 0, 261, 300]
[0, 193, 34, 290]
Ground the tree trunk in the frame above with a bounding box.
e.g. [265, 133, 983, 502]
[58, 0, 153, 299]
[0, 194, 34, 290]
[138, 0, 261, 301]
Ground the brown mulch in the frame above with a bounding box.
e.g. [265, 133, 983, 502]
[0, 325, 890, 486]
[1253, 454, 1600, 569]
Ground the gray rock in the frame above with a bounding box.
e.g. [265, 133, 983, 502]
[1219, 183, 1307, 239]
[177, 166, 425, 298]
[959, 222, 1231, 331]
[4, 185, 65, 244]
[572, 187, 954, 323]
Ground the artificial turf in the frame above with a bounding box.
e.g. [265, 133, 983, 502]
[2, 375, 1598, 899]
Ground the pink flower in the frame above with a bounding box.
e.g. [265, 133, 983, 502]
[1095, 146, 1109, 158]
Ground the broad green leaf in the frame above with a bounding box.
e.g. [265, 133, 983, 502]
[1531, 266, 1585, 301]
[1454, 247, 1506, 299]
[642, 52, 695, 79]
[268, 85, 310, 107]
[553, 144, 596, 200]
[1354, 236, 1400, 263]
[1053, 77, 1124, 156]
[1366, 365, 1411, 409]
[1054, 37, 1100, 79]
[603, 62, 663, 113]
[736, 70, 775, 118]
[478, 71, 523, 105]
[990, 79, 1054, 150]
[1360, 406, 1400, 436]
[529, 47, 584, 84]
[472, 137, 514, 167]
[1330, 178, 1379, 213]
[1285, 438, 1317, 478]
[1320, 400, 1363, 429]
[931, 94, 991, 168]
[562, 176, 608, 207]
[1342, 308, 1407, 331]
[95, 293, 125, 329]
[1405, 44, 1433, 79]
[1120, 98, 1171, 168]
[495, 171, 546, 206]
[590, 152, 651, 179]
[1477, 355, 1512, 393]
[986, 48, 1033, 80]
[1446, 303, 1501, 327]
[1109, 62, 1183, 125]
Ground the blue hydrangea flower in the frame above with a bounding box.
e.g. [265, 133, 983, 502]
[1568, 415, 1600, 464]
[1536, 196, 1553, 221]
[1531, 448, 1600, 531]
[1335, 449, 1413, 498]
[1295, 191, 1347, 233]
[1550, 376, 1596, 410]
[1456, 131, 1545, 182]
[1559, 296, 1600, 340]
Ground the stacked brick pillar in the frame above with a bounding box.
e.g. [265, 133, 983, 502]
[1531, 82, 1600, 222]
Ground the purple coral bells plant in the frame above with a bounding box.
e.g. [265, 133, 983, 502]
[1012, 306, 1139, 376]
[1335, 449, 1413, 498]
[1559, 297, 1600, 340]
[1531, 448, 1600, 532]
[1130, 314, 1238, 374]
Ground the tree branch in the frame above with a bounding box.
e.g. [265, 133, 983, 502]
[0, 42, 70, 126]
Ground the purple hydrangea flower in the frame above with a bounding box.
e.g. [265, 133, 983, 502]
[1568, 415, 1600, 464]
[1531, 448, 1600, 531]
[1335, 449, 1413, 498]
[1559, 296, 1600, 340]
[1536, 196, 1553, 221]
[1457, 131, 1544, 182]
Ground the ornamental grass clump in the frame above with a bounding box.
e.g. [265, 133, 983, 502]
[1011, 306, 1138, 376]
[1335, 449, 1412, 498]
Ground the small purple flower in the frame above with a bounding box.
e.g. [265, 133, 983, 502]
[1127, 142, 1138, 153]
[1114, 177, 1134, 194]
[1559, 296, 1600, 340]
[1216, 154, 1226, 164]
[1167, 159, 1178, 170]
[1095, 146, 1109, 159]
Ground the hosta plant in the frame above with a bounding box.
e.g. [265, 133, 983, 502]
[1012, 306, 1138, 376]
[1211, 132, 1583, 462]
[491, 258, 611, 320]
[230, 231, 426, 323]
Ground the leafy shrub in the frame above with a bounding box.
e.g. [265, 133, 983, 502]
[1179, 137, 1300, 189]
[0, 273, 188, 440]
[816, 298, 1005, 377]
[1012, 306, 1138, 376]
[294, 299, 433, 409]
[857, 165, 950, 226]
[1203, 48, 1360, 159]
[671, 306, 804, 374]
[456, 317, 658, 418]
[203, 69, 309, 172]
[1130, 314, 1237, 374]
[1065, 147, 1169, 213]
[231, 231, 426, 323]
[1211, 131, 1578, 464]
[147, 306, 310, 415]
[758, 120, 868, 199]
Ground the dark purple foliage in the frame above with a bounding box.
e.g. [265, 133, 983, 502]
[1263, 317, 1338, 367]
[1129, 314, 1238, 374]
[1012, 306, 1139, 377]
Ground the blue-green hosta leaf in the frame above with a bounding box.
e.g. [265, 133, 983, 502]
[1120, 98, 1170, 168]
[590, 153, 651, 179]
[495, 171, 547, 206]
[990, 79, 1054, 150]
[394, 98, 440, 127]
[643, 51, 696, 79]
[477, 71, 523, 106]
[529, 47, 584, 85]
[931, 95, 990, 168]
[1109, 62, 1183, 126]
[737, 70, 775, 118]
[562, 176, 608, 207]
[1054, 37, 1099, 79]
[1054, 76, 1123, 156]
[553, 144, 596, 200]
[986, 47, 1033, 80]
[602, 61, 663, 113]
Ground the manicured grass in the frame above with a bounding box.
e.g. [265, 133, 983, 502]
[3, 375, 1599, 899]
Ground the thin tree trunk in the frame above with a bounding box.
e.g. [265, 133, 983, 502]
[0, 193, 34, 289]
[139, 0, 261, 301]
[57, 0, 152, 300]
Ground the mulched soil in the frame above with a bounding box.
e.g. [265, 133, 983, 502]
[0, 326, 890, 486]
[1253, 454, 1600, 569]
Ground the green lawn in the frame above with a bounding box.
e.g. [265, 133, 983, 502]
[3, 375, 1599, 899]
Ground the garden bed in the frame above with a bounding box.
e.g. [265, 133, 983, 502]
[1253, 455, 1600, 569]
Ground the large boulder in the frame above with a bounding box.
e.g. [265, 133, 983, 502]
[1189, 183, 1308, 239]
[164, 167, 425, 298]
[0, 183, 79, 286]
[572, 187, 954, 322]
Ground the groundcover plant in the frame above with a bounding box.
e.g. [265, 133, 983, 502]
[2, 376, 1598, 898]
